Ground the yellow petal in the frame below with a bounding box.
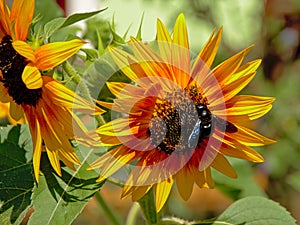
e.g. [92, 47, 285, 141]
[210, 153, 237, 178]
[43, 76, 104, 115]
[222, 72, 257, 103]
[22, 65, 43, 89]
[98, 117, 139, 136]
[0, 102, 8, 118]
[10, 0, 34, 40]
[35, 39, 85, 70]
[175, 168, 194, 201]
[121, 184, 152, 201]
[90, 147, 136, 182]
[129, 37, 176, 90]
[226, 59, 261, 84]
[155, 177, 174, 212]
[173, 13, 189, 51]
[218, 142, 264, 163]
[214, 95, 275, 120]
[132, 186, 152, 201]
[228, 125, 276, 146]
[156, 18, 172, 63]
[24, 106, 42, 182]
[9, 101, 23, 121]
[12, 41, 35, 62]
[171, 13, 190, 87]
[46, 148, 62, 176]
[108, 46, 142, 82]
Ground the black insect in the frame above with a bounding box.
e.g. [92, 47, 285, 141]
[188, 104, 238, 149]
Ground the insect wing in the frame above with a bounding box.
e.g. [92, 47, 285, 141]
[188, 120, 202, 148]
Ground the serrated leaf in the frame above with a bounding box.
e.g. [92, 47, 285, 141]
[28, 148, 104, 225]
[213, 196, 296, 225]
[44, 8, 107, 41]
[44, 18, 66, 41]
[0, 126, 34, 224]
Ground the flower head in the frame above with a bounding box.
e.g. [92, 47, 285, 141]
[0, 0, 105, 181]
[89, 14, 275, 211]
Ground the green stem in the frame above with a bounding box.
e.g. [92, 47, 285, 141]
[138, 188, 158, 225]
[125, 203, 141, 225]
[94, 191, 123, 225]
[62, 61, 105, 126]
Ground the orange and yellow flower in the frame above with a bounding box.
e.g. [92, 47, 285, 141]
[0, 0, 104, 181]
[89, 14, 275, 211]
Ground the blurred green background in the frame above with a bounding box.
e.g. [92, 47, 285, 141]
[19, 0, 300, 224]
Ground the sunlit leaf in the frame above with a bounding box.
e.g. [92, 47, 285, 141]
[27, 150, 104, 225]
[213, 196, 296, 225]
[44, 8, 107, 41]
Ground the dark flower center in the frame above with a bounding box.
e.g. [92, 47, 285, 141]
[148, 86, 212, 154]
[0, 35, 42, 106]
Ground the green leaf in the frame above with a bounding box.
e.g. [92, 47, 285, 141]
[43, 8, 107, 41]
[213, 160, 266, 199]
[43, 17, 66, 41]
[81, 48, 100, 62]
[27, 149, 104, 225]
[0, 126, 34, 224]
[62, 8, 107, 28]
[135, 13, 144, 41]
[213, 196, 296, 225]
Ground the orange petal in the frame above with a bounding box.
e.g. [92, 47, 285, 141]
[35, 39, 85, 70]
[218, 141, 264, 163]
[192, 167, 214, 188]
[9, 101, 23, 121]
[129, 37, 175, 90]
[0, 1, 11, 37]
[12, 40, 35, 62]
[0, 83, 11, 102]
[10, 0, 34, 40]
[176, 168, 194, 201]
[155, 177, 174, 212]
[210, 153, 237, 178]
[21, 65, 43, 89]
[209, 46, 253, 85]
[192, 28, 222, 78]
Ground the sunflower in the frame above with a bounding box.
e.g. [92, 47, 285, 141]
[0, 0, 105, 181]
[89, 13, 275, 211]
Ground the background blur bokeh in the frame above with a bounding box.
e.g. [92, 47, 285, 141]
[19, 0, 300, 224]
